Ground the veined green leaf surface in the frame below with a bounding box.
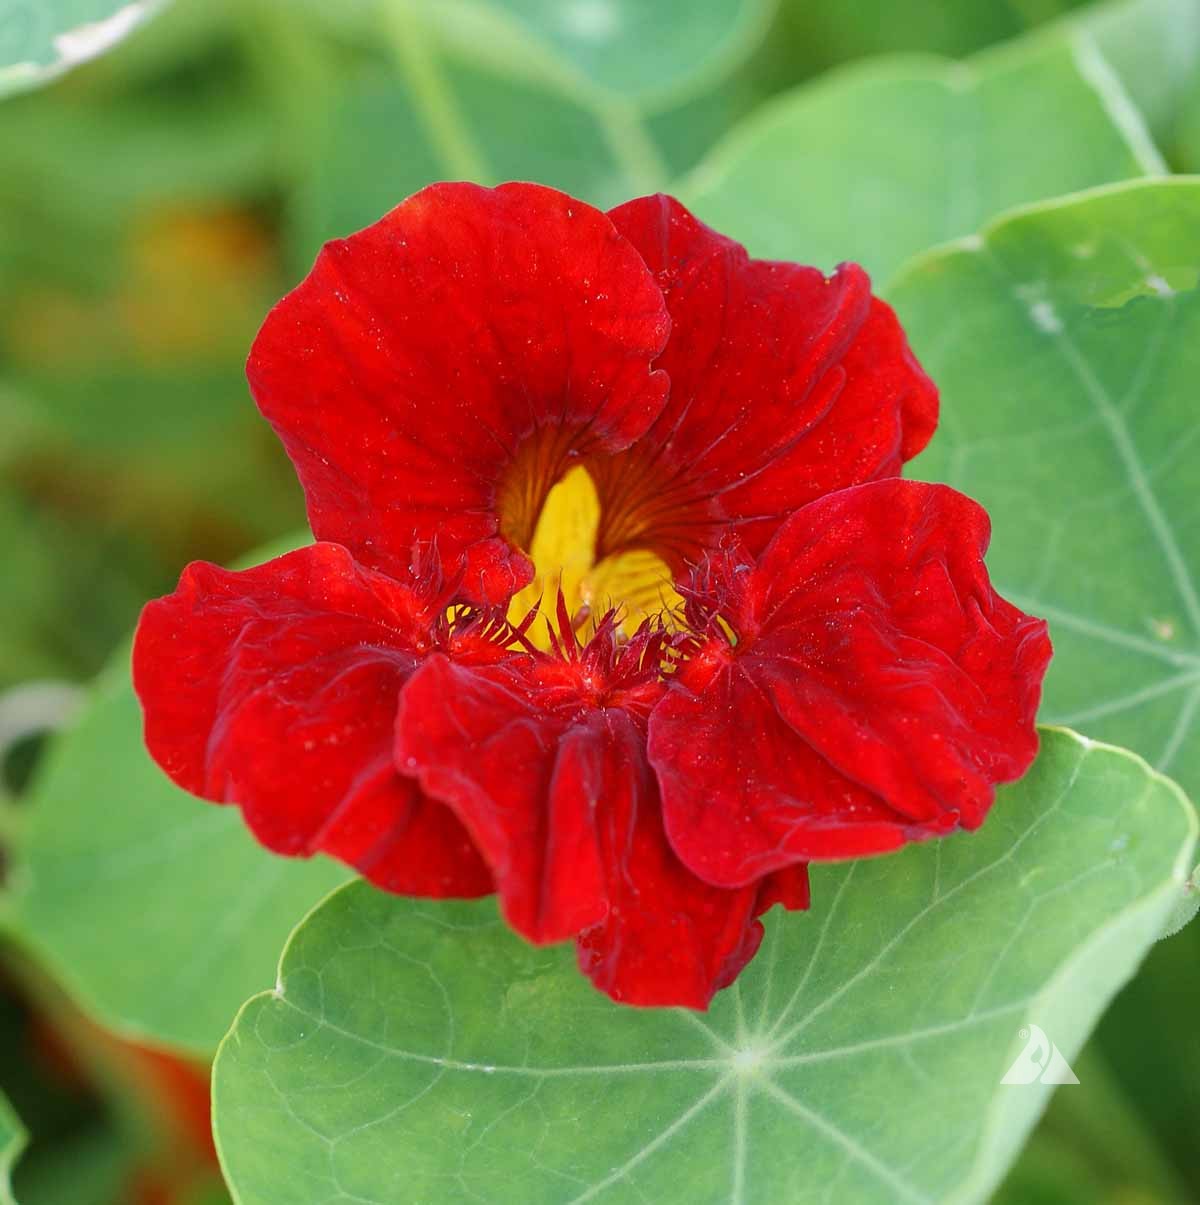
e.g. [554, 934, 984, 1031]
[890, 177, 1200, 800]
[894, 182, 1200, 1189]
[682, 34, 1162, 282]
[0, 0, 170, 97]
[213, 730, 1196, 1205]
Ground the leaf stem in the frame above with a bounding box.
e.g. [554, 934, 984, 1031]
[380, 0, 492, 183]
[594, 97, 670, 194]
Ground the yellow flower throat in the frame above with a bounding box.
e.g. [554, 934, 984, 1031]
[505, 465, 683, 648]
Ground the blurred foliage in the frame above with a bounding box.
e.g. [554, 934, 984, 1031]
[0, 956, 226, 1203]
[777, 0, 1085, 69]
[0, 0, 173, 99]
[13, 641, 349, 1053]
[0, 0, 1198, 1200]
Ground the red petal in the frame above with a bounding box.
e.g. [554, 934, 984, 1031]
[649, 480, 1051, 887]
[247, 182, 670, 602]
[395, 654, 608, 944]
[132, 543, 491, 897]
[755, 863, 812, 915]
[574, 718, 771, 1009]
[593, 194, 937, 566]
[396, 649, 774, 1007]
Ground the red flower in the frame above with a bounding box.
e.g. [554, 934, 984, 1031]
[133, 182, 1050, 1009]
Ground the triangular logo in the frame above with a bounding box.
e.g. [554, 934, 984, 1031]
[1001, 1024, 1079, 1085]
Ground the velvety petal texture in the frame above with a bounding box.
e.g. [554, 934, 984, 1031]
[649, 480, 1051, 887]
[248, 182, 671, 603]
[396, 652, 611, 945]
[133, 543, 492, 896]
[134, 181, 1049, 1010]
[587, 195, 938, 569]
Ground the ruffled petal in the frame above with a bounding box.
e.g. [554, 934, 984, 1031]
[573, 718, 779, 1009]
[248, 182, 671, 603]
[592, 194, 937, 567]
[132, 543, 492, 896]
[394, 653, 608, 944]
[396, 646, 780, 1007]
[649, 480, 1051, 887]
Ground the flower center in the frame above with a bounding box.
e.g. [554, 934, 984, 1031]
[503, 462, 683, 647]
[587, 444, 716, 568]
[496, 424, 585, 553]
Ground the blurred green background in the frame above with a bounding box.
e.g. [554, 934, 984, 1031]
[1, 0, 1198, 1201]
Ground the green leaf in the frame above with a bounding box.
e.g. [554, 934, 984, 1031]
[891, 178, 1200, 1185]
[1089, 895, 1200, 1183]
[774, 0, 1087, 77]
[888, 180, 1200, 1187]
[10, 641, 350, 1054]
[681, 34, 1161, 283]
[213, 729, 1196, 1205]
[1182, 80, 1200, 172]
[299, 0, 772, 108]
[287, 0, 791, 264]
[290, 63, 631, 269]
[420, 0, 776, 107]
[1079, 0, 1200, 156]
[0, 1091, 25, 1205]
[770, 0, 1198, 155]
[889, 177, 1200, 801]
[0, 0, 171, 97]
[996, 1047, 1192, 1204]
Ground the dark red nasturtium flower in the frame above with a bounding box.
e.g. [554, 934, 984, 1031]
[133, 182, 1051, 1009]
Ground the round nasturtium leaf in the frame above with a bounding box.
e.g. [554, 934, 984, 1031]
[772, 0, 1199, 152]
[682, 35, 1161, 283]
[297, 0, 773, 108]
[890, 177, 1200, 802]
[213, 729, 1196, 1205]
[0, 0, 170, 98]
[1080, 0, 1200, 149]
[462, 0, 775, 104]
